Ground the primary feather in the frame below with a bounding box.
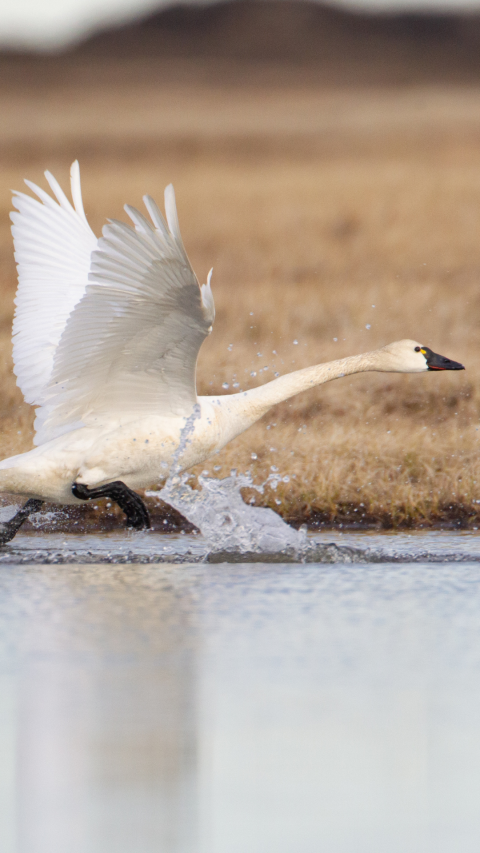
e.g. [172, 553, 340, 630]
[16, 176, 215, 444]
[10, 161, 97, 415]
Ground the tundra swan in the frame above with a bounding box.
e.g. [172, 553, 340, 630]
[0, 162, 464, 543]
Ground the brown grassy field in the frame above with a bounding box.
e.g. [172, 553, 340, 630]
[1, 59, 480, 528]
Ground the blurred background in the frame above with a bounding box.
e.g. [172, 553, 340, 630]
[1, 0, 480, 526]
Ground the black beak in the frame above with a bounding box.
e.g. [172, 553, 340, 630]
[422, 346, 465, 371]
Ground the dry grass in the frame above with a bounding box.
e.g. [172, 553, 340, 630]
[1, 62, 480, 527]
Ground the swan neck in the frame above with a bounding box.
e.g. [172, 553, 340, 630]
[226, 350, 381, 423]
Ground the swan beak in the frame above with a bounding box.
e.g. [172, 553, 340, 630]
[422, 347, 465, 371]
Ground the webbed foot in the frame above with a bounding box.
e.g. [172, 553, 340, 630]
[72, 481, 151, 530]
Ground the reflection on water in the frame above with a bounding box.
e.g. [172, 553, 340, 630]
[2, 558, 480, 851]
[0, 565, 198, 853]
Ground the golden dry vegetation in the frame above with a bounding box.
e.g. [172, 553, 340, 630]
[1, 61, 480, 528]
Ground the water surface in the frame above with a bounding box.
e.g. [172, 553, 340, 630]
[2, 544, 480, 852]
[3, 528, 480, 564]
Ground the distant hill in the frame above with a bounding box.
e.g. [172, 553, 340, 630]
[3, 0, 480, 85]
[75, 0, 480, 75]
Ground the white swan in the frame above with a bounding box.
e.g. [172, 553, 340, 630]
[0, 161, 464, 542]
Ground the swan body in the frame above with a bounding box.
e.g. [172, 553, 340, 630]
[0, 163, 464, 533]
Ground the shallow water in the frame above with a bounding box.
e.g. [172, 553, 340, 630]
[3, 527, 480, 564]
[2, 539, 480, 852]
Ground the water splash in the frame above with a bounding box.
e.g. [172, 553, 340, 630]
[28, 510, 65, 529]
[168, 403, 201, 483]
[144, 405, 370, 561]
[146, 403, 308, 558]
[148, 470, 308, 559]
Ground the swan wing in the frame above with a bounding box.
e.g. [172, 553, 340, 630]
[10, 161, 97, 409]
[34, 185, 215, 445]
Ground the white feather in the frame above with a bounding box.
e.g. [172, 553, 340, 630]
[142, 194, 170, 241]
[35, 191, 214, 443]
[70, 160, 89, 222]
[11, 165, 97, 420]
[201, 268, 215, 326]
[164, 183, 186, 253]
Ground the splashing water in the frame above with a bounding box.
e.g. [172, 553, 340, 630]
[148, 470, 308, 558]
[146, 403, 307, 558]
[168, 403, 202, 483]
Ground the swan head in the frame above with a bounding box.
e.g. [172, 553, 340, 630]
[378, 339, 465, 373]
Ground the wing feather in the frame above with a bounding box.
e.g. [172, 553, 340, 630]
[35, 189, 215, 444]
[164, 184, 186, 251]
[11, 162, 97, 413]
[142, 195, 170, 240]
[44, 170, 76, 213]
[69, 160, 89, 222]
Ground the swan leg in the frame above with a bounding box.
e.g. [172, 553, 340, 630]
[0, 498, 44, 546]
[72, 481, 151, 530]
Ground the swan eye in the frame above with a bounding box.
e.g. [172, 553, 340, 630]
[414, 346, 421, 352]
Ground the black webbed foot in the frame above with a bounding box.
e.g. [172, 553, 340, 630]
[72, 481, 151, 530]
[0, 498, 44, 546]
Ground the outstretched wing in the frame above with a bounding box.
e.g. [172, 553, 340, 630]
[11, 161, 97, 410]
[34, 185, 215, 445]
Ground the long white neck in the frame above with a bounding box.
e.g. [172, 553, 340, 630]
[210, 348, 386, 443]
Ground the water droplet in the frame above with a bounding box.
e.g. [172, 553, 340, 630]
[257, 352, 263, 357]
[233, 382, 239, 388]
[214, 465, 221, 471]
[251, 452, 257, 460]
[293, 339, 298, 345]
[274, 371, 280, 377]
[366, 324, 371, 330]
[250, 371, 257, 377]
[271, 465, 279, 472]
[333, 337, 338, 341]
[222, 382, 229, 389]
